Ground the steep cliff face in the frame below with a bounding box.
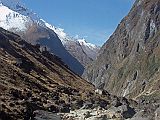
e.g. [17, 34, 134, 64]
[83, 0, 160, 101]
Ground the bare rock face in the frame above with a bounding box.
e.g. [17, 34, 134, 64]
[83, 0, 160, 102]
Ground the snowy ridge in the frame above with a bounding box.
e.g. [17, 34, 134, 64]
[41, 19, 100, 62]
[77, 38, 99, 59]
[41, 19, 70, 43]
[53, 27, 100, 60]
[0, 4, 31, 31]
[40, 18, 99, 50]
[0, 0, 40, 21]
[78, 39, 98, 49]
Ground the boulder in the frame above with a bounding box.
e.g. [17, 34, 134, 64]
[34, 110, 61, 120]
[48, 105, 59, 113]
[111, 98, 122, 107]
[59, 104, 70, 113]
[99, 100, 109, 109]
[155, 107, 160, 120]
[82, 101, 93, 109]
[70, 100, 84, 110]
[122, 105, 136, 119]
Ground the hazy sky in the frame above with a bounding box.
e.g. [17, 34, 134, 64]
[23, 0, 135, 46]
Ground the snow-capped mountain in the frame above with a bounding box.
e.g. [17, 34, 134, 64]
[56, 31, 100, 67]
[0, 0, 84, 75]
[0, 0, 99, 73]
[41, 19, 100, 66]
[43, 24, 100, 66]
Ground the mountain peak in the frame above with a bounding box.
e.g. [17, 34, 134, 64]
[0, 0, 43, 24]
[77, 38, 87, 44]
[78, 39, 98, 49]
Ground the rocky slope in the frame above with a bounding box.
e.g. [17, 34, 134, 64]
[0, 28, 144, 120]
[0, 0, 84, 75]
[83, 0, 160, 103]
[0, 27, 93, 119]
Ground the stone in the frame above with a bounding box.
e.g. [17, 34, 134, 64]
[84, 111, 92, 119]
[34, 110, 61, 120]
[155, 107, 160, 120]
[95, 89, 102, 95]
[99, 100, 109, 109]
[111, 98, 122, 107]
[122, 105, 136, 119]
[82, 101, 93, 109]
[59, 104, 70, 113]
[48, 105, 59, 113]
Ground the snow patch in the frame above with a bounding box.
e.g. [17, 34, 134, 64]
[78, 39, 97, 49]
